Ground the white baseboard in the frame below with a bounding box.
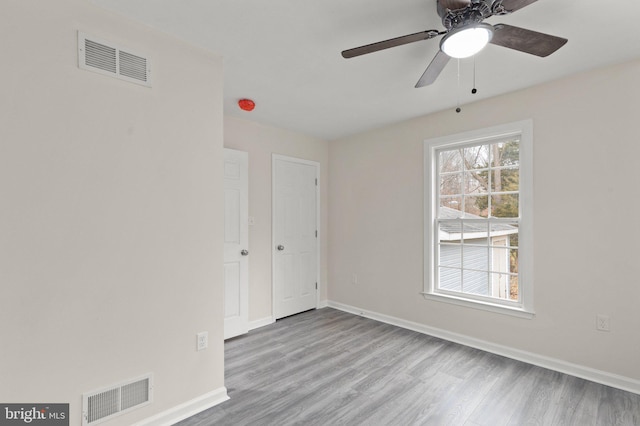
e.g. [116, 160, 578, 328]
[318, 299, 329, 309]
[327, 300, 640, 395]
[249, 316, 275, 331]
[133, 387, 229, 426]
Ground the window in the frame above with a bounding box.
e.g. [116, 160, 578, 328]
[423, 121, 534, 317]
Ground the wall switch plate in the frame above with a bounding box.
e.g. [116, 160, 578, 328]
[596, 314, 610, 332]
[197, 331, 208, 351]
[248, 216, 255, 226]
[352, 274, 358, 285]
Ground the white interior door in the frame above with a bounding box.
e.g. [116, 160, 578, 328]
[273, 155, 319, 319]
[224, 148, 249, 339]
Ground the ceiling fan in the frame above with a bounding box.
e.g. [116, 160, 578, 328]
[342, 0, 568, 88]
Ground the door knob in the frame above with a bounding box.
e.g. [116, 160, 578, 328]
[241, 249, 249, 256]
[277, 245, 285, 251]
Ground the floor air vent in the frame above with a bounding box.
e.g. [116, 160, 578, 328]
[82, 374, 153, 425]
[78, 31, 152, 87]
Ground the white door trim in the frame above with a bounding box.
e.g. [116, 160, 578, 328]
[271, 154, 320, 318]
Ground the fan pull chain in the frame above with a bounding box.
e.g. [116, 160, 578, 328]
[455, 59, 462, 113]
[472, 56, 478, 95]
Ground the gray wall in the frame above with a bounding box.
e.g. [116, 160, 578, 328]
[328, 58, 640, 383]
[0, 1, 225, 424]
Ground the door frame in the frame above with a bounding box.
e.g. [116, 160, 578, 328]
[271, 154, 320, 319]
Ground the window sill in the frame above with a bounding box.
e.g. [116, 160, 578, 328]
[421, 292, 535, 319]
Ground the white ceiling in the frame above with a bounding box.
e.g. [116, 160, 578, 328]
[92, 0, 640, 140]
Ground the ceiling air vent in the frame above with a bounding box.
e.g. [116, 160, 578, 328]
[78, 31, 152, 87]
[82, 374, 153, 425]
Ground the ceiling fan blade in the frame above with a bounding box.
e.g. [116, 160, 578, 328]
[499, 0, 539, 13]
[415, 50, 450, 88]
[342, 30, 443, 59]
[490, 24, 567, 57]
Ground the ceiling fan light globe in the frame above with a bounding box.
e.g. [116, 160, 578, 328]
[441, 24, 493, 59]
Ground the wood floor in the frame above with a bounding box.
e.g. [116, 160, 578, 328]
[176, 308, 640, 426]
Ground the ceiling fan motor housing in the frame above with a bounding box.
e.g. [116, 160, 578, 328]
[438, 0, 507, 29]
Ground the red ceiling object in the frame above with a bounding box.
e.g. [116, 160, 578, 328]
[238, 99, 255, 111]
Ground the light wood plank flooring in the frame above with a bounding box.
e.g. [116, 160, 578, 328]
[177, 308, 640, 426]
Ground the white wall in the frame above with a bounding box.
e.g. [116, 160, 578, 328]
[224, 116, 329, 324]
[0, 1, 225, 424]
[328, 59, 640, 382]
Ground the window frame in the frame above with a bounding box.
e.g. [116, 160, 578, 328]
[423, 120, 534, 319]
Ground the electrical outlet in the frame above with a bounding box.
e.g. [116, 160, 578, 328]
[197, 331, 208, 351]
[596, 314, 610, 332]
